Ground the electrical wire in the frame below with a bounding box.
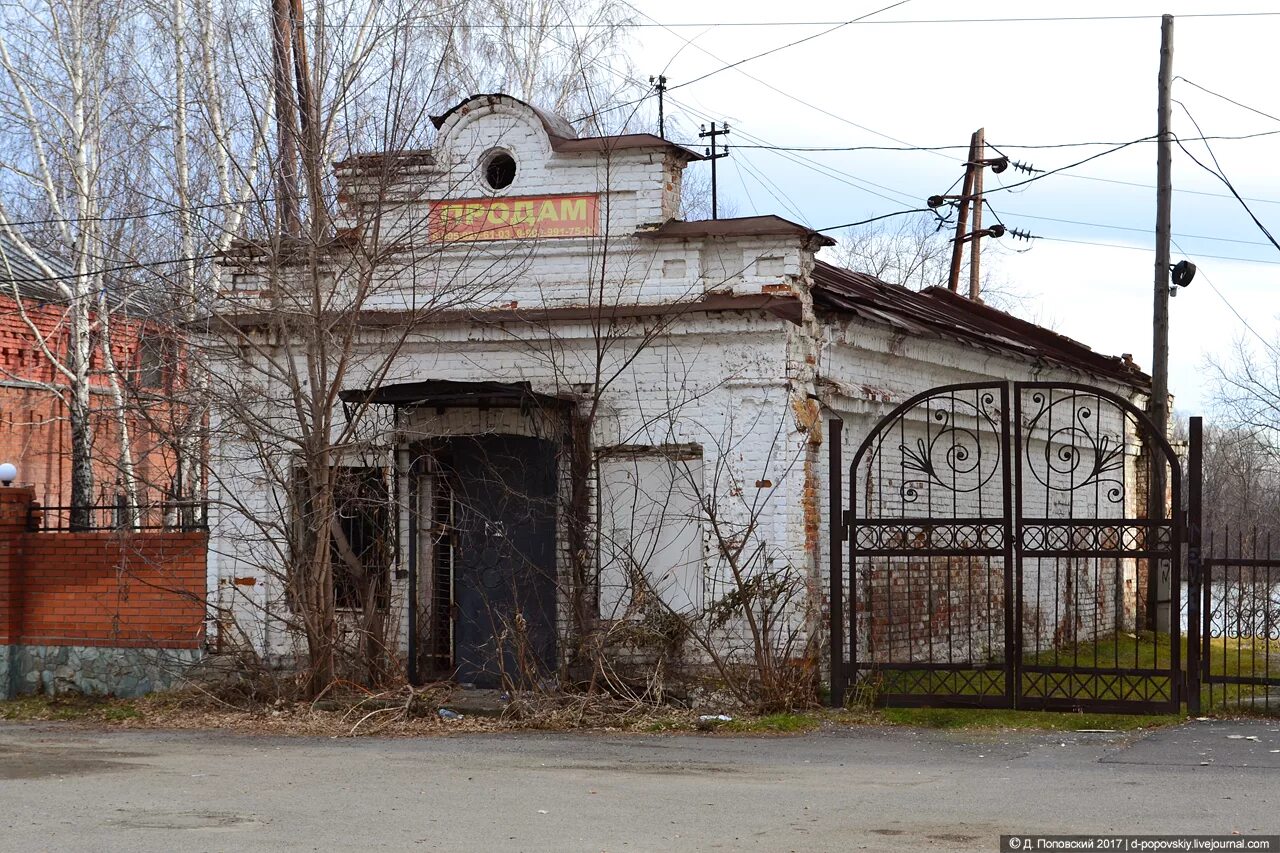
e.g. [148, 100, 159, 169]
[1033, 235, 1280, 267]
[664, 1, 914, 95]
[327, 11, 1280, 28]
[1173, 102, 1280, 254]
[1176, 77, 1280, 125]
[1171, 238, 1280, 359]
[593, 0, 949, 162]
[980, 138, 1155, 196]
[731, 151, 810, 224]
[656, 93, 922, 212]
[814, 208, 940, 234]
[719, 129, 1280, 153]
[990, 210, 1277, 249]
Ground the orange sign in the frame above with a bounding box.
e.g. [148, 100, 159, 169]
[430, 194, 600, 242]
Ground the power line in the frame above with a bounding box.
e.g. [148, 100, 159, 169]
[993, 210, 1278, 249]
[589, 0, 938, 158]
[507, 0, 937, 209]
[720, 129, 1280, 153]
[1176, 77, 1280, 125]
[1058, 171, 1280, 206]
[1173, 102, 1280, 254]
[662, 91, 923, 209]
[815, 208, 939, 234]
[1171, 238, 1280, 359]
[981, 138, 1154, 196]
[661, 0, 914, 93]
[329, 11, 1280, 28]
[732, 151, 810, 224]
[1034, 234, 1280, 266]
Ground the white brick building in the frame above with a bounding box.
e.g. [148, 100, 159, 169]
[210, 94, 1154, 694]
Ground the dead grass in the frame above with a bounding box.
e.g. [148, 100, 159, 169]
[0, 689, 1212, 738]
[0, 688, 707, 738]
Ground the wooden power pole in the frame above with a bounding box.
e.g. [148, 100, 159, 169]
[1149, 13, 1175, 631]
[969, 127, 986, 301]
[947, 131, 979, 293]
[940, 128, 1005, 297]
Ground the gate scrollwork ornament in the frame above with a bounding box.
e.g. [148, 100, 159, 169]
[896, 391, 1002, 504]
[1023, 391, 1126, 504]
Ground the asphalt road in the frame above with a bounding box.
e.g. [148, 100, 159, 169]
[1, 719, 1278, 852]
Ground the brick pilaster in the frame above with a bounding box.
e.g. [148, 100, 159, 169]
[0, 486, 33, 698]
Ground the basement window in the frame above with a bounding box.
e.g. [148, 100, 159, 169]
[483, 151, 517, 190]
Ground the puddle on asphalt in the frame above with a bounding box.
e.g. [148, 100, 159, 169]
[0, 744, 149, 780]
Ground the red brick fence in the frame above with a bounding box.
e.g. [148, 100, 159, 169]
[0, 487, 208, 698]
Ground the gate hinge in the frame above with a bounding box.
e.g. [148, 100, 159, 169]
[841, 509, 851, 541]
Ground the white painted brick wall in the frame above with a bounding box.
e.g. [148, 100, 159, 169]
[208, 94, 1150, 683]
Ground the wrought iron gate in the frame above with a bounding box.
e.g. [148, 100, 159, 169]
[1186, 417, 1280, 715]
[830, 382, 1183, 713]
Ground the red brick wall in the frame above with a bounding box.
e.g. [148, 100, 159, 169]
[0, 488, 207, 649]
[0, 291, 185, 508]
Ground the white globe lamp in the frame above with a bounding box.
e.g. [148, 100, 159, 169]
[0, 463, 18, 486]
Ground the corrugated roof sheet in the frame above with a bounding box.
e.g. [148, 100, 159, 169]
[0, 232, 73, 302]
[811, 260, 1148, 389]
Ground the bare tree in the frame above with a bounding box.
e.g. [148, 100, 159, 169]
[831, 212, 1026, 313]
[0, 0, 146, 518]
[1202, 337, 1280, 536]
[430, 0, 636, 128]
[196, 1, 647, 698]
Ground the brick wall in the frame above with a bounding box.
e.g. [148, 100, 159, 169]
[0, 290, 184, 508]
[0, 488, 206, 651]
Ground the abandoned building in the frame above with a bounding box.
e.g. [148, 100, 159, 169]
[210, 93, 1159, 696]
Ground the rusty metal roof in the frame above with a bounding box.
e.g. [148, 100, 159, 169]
[333, 149, 436, 174]
[636, 215, 837, 246]
[551, 132, 703, 160]
[811, 260, 1148, 389]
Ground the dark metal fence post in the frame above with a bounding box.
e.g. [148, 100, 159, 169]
[1186, 416, 1203, 714]
[828, 417, 845, 707]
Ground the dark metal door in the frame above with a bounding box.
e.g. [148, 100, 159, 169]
[839, 381, 1182, 713]
[450, 435, 558, 688]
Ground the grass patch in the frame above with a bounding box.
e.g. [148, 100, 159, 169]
[1028, 631, 1280, 711]
[721, 712, 821, 734]
[878, 706, 1181, 731]
[867, 632, 1279, 712]
[0, 695, 141, 723]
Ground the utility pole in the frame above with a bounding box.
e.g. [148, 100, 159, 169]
[1149, 13, 1174, 632]
[947, 131, 979, 293]
[969, 127, 986, 301]
[932, 128, 1006, 296]
[699, 122, 730, 220]
[651, 75, 667, 139]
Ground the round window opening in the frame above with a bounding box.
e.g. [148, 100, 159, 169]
[483, 151, 517, 190]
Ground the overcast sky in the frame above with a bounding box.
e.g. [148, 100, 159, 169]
[618, 0, 1280, 414]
